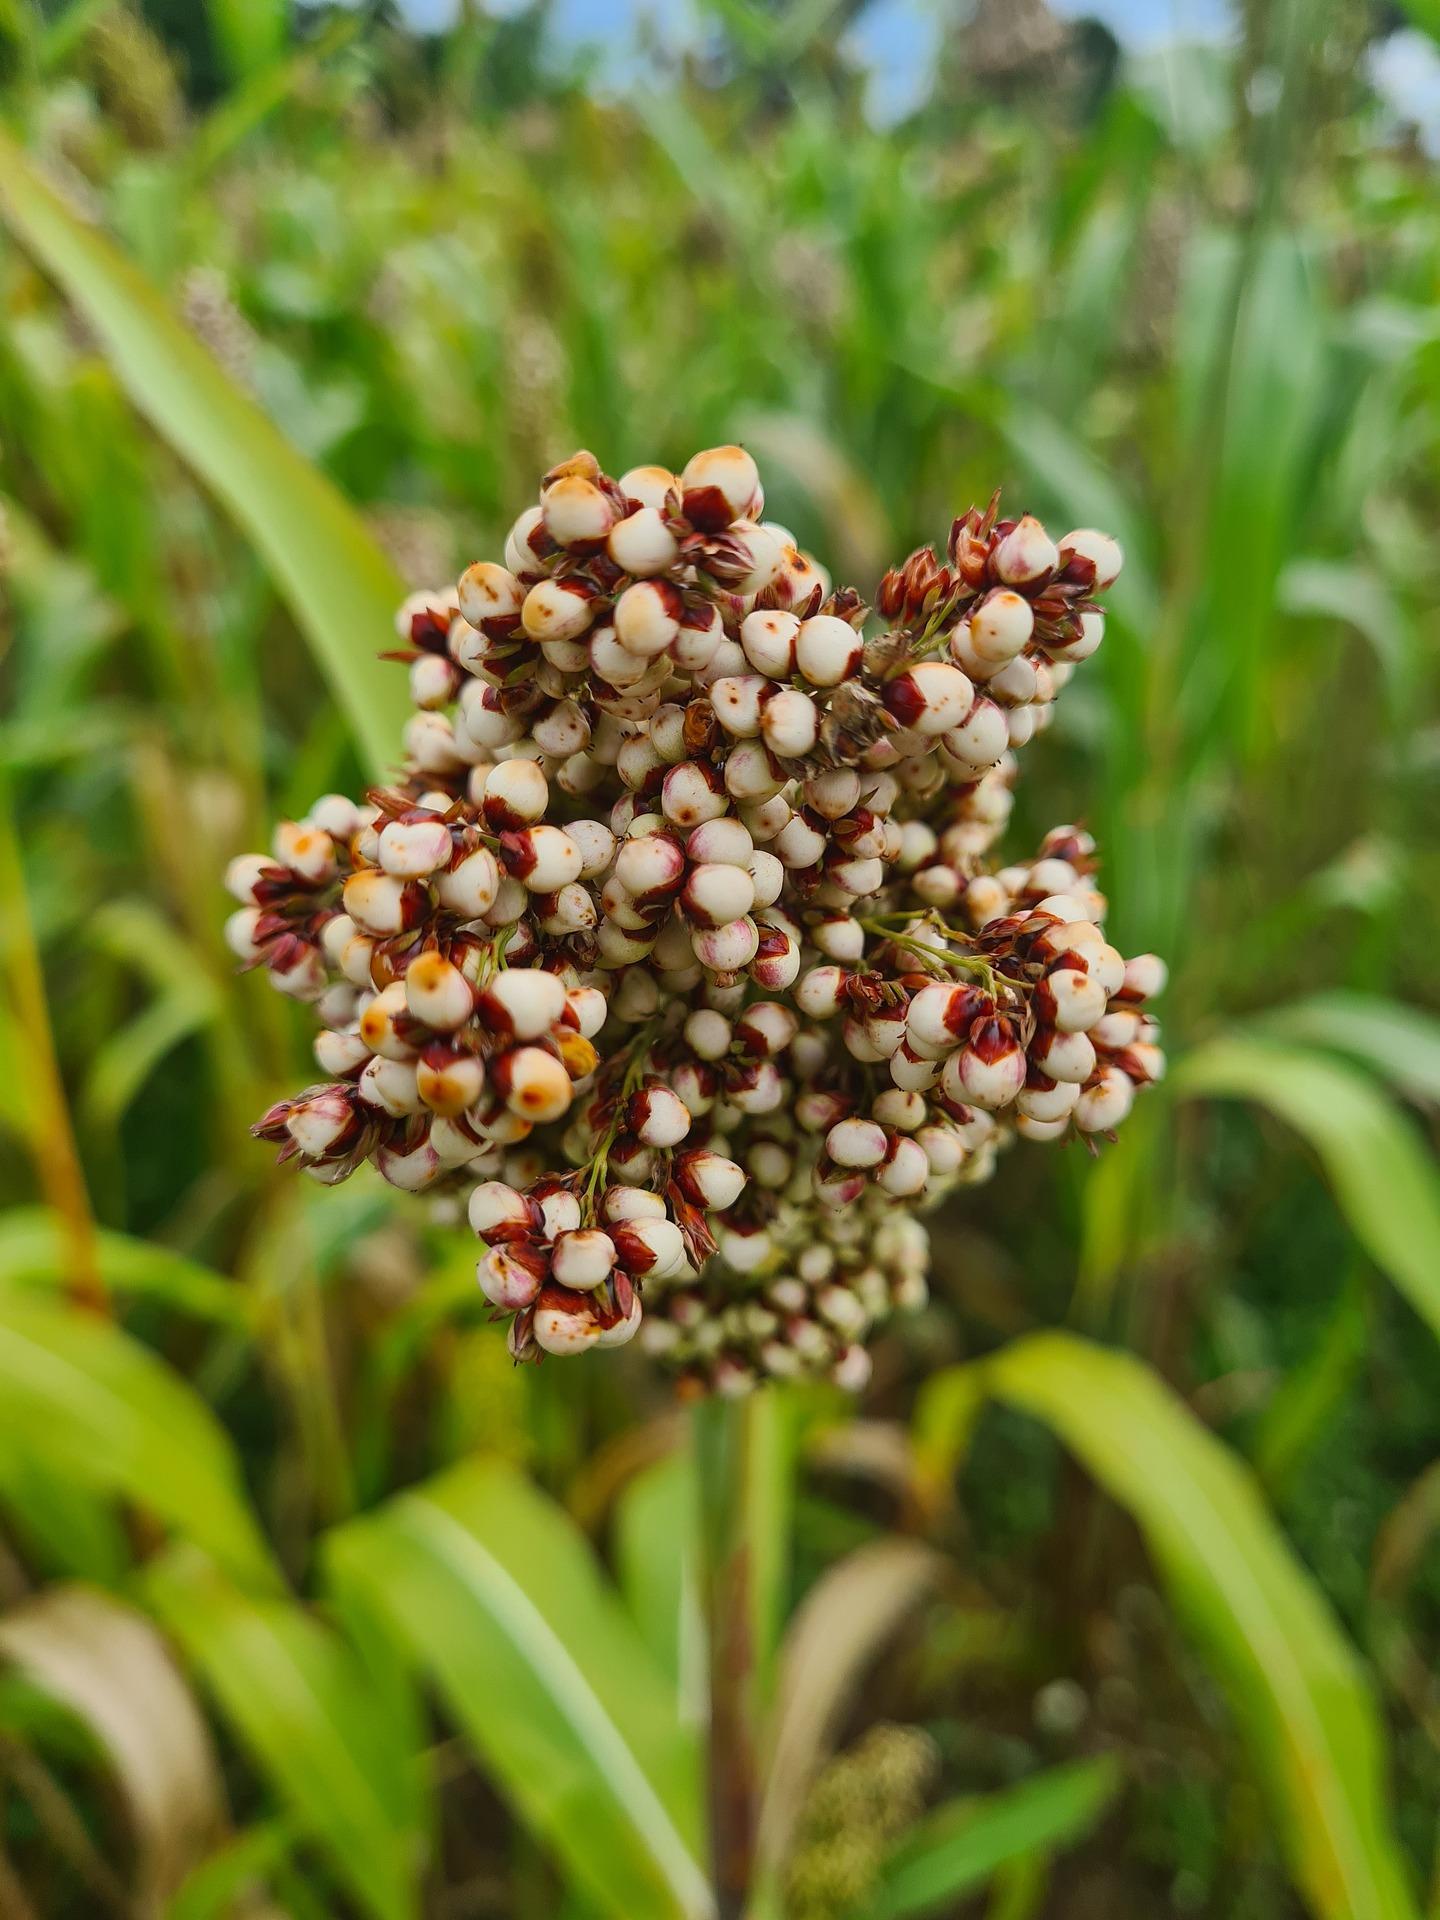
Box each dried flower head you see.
[231,445,1164,1392]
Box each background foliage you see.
[1,1,1439,1915]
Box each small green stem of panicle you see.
[579,1013,664,1220]
[860,915,1001,998]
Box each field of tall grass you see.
[1,3,1439,1916]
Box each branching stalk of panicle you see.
[229,445,1164,1394]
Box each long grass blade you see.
[146,1548,422,1920]
[0,1294,276,1588]
[1174,1038,1440,1345]
[0,136,404,775]
[1253,996,1440,1108]
[0,1208,250,1327]
[614,1450,704,1717]
[979,1334,1419,1920]
[325,1457,712,1920]
[861,1757,1120,1920]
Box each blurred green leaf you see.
[147,1549,421,1920]
[693,0,849,63]
[166,1820,296,1920]
[1393,1,1440,41]
[326,1457,712,1920]
[0,1208,250,1327]
[1372,1458,1440,1606]
[37,0,119,71]
[614,1449,703,1718]
[190,13,361,178]
[82,985,218,1132]
[78,900,226,1141]
[985,1850,1050,1920]
[0,988,28,1145]
[738,412,890,584]
[0,499,125,724]
[911,1365,989,1505]
[1252,1270,1370,1496]
[206,0,287,81]
[0,135,404,776]
[1001,405,1158,627]
[1129,41,1233,149]
[860,1757,1120,1920]
[0,1454,130,1584]
[1254,996,1440,1109]
[0,1294,275,1585]
[1279,562,1415,699]
[1175,1039,1440,1345]
[738,1387,801,1717]
[979,1334,1419,1920]
[632,87,753,236]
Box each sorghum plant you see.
[232,446,1164,1393]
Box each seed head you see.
[232,447,1161,1389]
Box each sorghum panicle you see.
[231,445,1165,1393]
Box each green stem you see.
[694,1393,761,1920]
[859,918,1002,996]
[580,1014,663,1220]
[0,768,105,1315]
[692,1390,795,1920]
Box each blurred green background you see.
[1,1,1440,1916]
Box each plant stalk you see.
[0,769,105,1314]
[692,1389,792,1920]
[694,1392,760,1919]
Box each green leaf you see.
[736,412,890,585]
[189,13,361,179]
[207,0,288,81]
[0,1453,130,1584]
[1278,563,1416,700]
[0,976,28,1146]
[911,1364,990,1506]
[1394,0,1440,42]
[0,1295,275,1587]
[0,135,404,777]
[1253,995,1440,1108]
[325,1456,712,1920]
[978,1334,1419,1920]
[1174,1038,1440,1345]
[613,1450,703,1717]
[166,1820,296,1920]
[82,989,213,1131]
[999,404,1159,629]
[38,0,120,72]
[0,1207,250,1327]
[1252,1269,1370,1496]
[80,899,222,1133]
[861,1757,1120,1920]
[743,1390,799,1717]
[1372,1458,1440,1605]
[146,1549,421,1920]
[985,1850,1049,1920]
